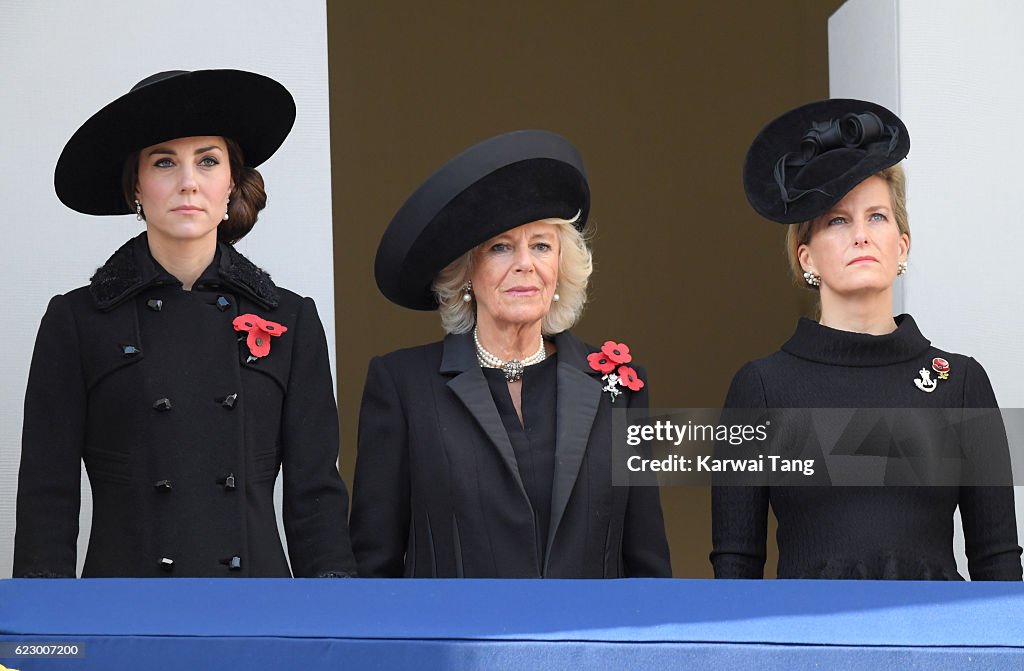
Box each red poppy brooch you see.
[233,314,288,361]
[587,340,644,402]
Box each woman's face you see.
[799,175,908,298]
[470,221,560,332]
[135,135,233,247]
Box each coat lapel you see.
[544,331,603,571]
[441,333,529,502]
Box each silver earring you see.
[223,198,230,221]
[552,292,560,302]
[462,280,473,303]
[803,270,821,287]
[135,199,143,221]
[897,261,908,276]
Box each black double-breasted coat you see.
[350,331,671,578]
[14,233,356,578]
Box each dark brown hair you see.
[121,137,268,244]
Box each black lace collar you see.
[89,232,279,311]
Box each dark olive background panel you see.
[328,0,846,578]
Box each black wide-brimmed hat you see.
[375,130,590,310]
[743,98,909,224]
[55,69,296,215]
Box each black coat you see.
[711,315,1022,580]
[14,233,356,578]
[350,330,671,578]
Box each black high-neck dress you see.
[711,315,1022,580]
[483,355,558,559]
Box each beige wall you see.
[328,0,844,577]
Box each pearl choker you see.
[474,327,546,382]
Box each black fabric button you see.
[152,398,172,412]
[121,345,141,357]
[154,479,173,490]
[146,299,163,311]
[218,473,237,490]
[216,296,231,311]
[221,556,242,571]
[159,557,174,572]
[219,393,238,409]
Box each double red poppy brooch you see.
[587,340,644,402]
[233,314,288,362]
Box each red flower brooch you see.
[233,314,288,359]
[587,340,644,402]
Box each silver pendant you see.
[502,359,525,382]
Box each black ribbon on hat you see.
[773,111,901,213]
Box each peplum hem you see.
[785,554,964,581]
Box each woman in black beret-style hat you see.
[711,99,1021,580]
[15,70,357,578]
[350,130,671,578]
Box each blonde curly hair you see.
[432,217,593,335]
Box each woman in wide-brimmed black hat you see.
[14,70,357,578]
[349,130,671,578]
[711,99,1021,580]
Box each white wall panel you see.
[830,0,1024,578]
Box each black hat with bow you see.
[743,98,910,224]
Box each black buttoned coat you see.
[14,233,356,578]
[350,331,671,578]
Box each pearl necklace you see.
[474,327,546,382]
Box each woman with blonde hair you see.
[711,99,1021,580]
[351,130,671,578]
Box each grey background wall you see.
[329,0,847,578]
